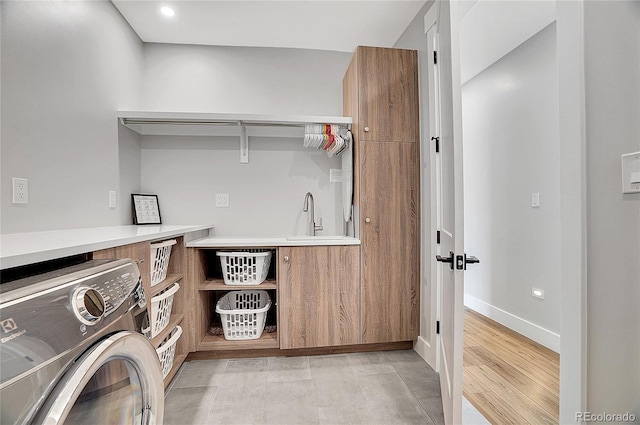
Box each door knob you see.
[364,126,370,132]
[436,251,455,270]
[283,256,290,263]
[365,217,371,223]
[464,254,480,270]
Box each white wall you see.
[462,23,561,350]
[1,0,143,234]
[584,0,640,417]
[142,44,349,116]
[459,0,555,84]
[139,44,352,236]
[141,136,341,236]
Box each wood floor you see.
[464,309,559,424]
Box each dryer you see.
[0,258,164,425]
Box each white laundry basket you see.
[216,250,272,285]
[156,325,182,379]
[215,290,271,340]
[149,282,180,338]
[150,239,177,287]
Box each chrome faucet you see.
[303,192,323,236]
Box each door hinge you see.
[436,320,440,334]
[434,51,438,64]
[431,136,440,153]
[436,230,441,244]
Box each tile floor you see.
[164,350,445,425]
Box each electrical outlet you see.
[12,178,28,204]
[215,193,229,208]
[109,191,117,209]
[330,168,343,183]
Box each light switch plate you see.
[109,191,117,208]
[531,192,540,208]
[621,151,640,194]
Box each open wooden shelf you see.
[150,273,183,297]
[199,278,277,291]
[163,353,187,387]
[151,313,185,348]
[198,331,279,351]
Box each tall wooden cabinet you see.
[344,46,420,344]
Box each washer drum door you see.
[34,332,164,425]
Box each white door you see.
[430,1,468,424]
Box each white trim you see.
[464,294,560,353]
[556,0,587,421]
[413,336,434,364]
[424,1,439,34]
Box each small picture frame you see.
[131,194,162,225]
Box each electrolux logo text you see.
[0,318,27,343]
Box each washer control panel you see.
[72,287,105,325]
[71,265,141,325]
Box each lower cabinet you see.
[278,245,361,349]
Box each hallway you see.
[464,309,560,424]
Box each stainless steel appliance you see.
[0,258,164,425]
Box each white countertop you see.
[187,235,360,248]
[0,225,213,269]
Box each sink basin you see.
[285,235,352,241]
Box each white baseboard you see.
[413,335,438,371]
[464,294,560,353]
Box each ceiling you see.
[111,1,427,52]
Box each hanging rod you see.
[120,118,349,129]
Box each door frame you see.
[419,0,588,423]
[415,3,442,371]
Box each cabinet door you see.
[278,246,360,349]
[360,141,419,343]
[357,46,418,143]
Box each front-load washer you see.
[0,258,164,425]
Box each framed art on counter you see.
[132,194,162,225]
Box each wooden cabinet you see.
[278,246,360,349]
[344,46,420,344]
[344,46,418,143]
[360,141,419,343]
[189,248,279,352]
[94,236,189,387]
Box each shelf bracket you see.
[238,122,249,163]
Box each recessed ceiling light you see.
[160,6,175,17]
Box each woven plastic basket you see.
[215,290,271,340]
[150,239,177,287]
[156,325,183,378]
[216,250,272,285]
[149,282,180,338]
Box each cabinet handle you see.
[364,126,370,132]
[365,217,371,223]
[283,256,290,263]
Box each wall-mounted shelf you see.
[118,111,352,163]
[118,111,351,136]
